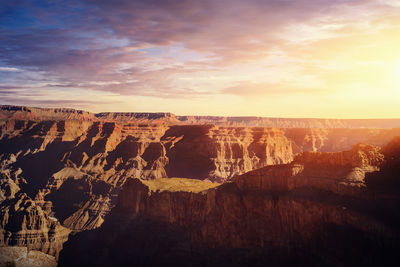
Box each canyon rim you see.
[1,0,400,266]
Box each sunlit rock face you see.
[0,193,70,257]
[58,141,400,266]
[1,105,400,265]
[284,128,400,153]
[0,247,57,267]
[163,125,293,181]
[0,118,294,250]
[3,105,400,128]
[116,143,389,242]
[235,143,384,197]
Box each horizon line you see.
[2,104,400,121]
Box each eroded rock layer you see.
[0,247,57,267]
[0,118,295,252]
[2,105,400,263]
[59,142,400,266]
[0,193,70,257]
[3,105,400,128]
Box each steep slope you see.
[3,105,400,128]
[2,106,400,264]
[0,247,57,267]
[0,120,294,237]
[1,117,399,240]
[0,193,70,257]
[235,143,384,197]
[284,128,400,152]
[58,142,400,266]
[0,105,94,121]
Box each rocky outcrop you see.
[0,193,70,257]
[0,120,294,185]
[0,247,57,267]
[0,115,398,237]
[235,143,384,197]
[2,105,400,264]
[3,105,400,128]
[284,128,400,153]
[58,142,400,266]
[0,105,94,121]
[365,136,400,205]
[178,115,400,128]
[0,119,294,239]
[163,126,293,180]
[115,143,392,249]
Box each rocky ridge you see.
[0,119,294,255]
[58,139,400,266]
[0,246,57,267]
[3,105,400,128]
[1,105,400,264]
[0,193,70,257]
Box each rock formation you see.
[0,247,57,267]
[235,143,384,197]
[0,193,70,257]
[0,118,294,254]
[58,140,400,266]
[2,105,400,265]
[3,105,400,128]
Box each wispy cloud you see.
[222,81,321,97]
[0,0,399,117]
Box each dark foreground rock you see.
[58,142,400,266]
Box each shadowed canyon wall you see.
[3,105,400,128]
[1,105,400,265]
[58,143,400,266]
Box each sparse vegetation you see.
[141,178,220,193]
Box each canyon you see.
[58,141,400,266]
[0,105,400,266]
[3,105,400,128]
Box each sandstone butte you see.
[0,105,400,266]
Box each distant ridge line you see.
[1,105,400,129]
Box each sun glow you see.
[397,60,400,78]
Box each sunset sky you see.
[1,0,400,118]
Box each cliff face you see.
[0,105,94,121]
[2,105,400,264]
[0,193,70,257]
[163,126,293,180]
[236,143,384,197]
[0,119,294,239]
[0,247,57,267]
[58,142,400,266]
[3,105,400,128]
[284,128,400,153]
[116,143,390,247]
[1,117,398,237]
[0,120,293,184]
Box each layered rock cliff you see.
[2,105,400,264]
[235,143,384,197]
[0,247,57,267]
[0,119,294,241]
[284,127,400,153]
[58,140,400,266]
[3,105,400,128]
[0,193,70,257]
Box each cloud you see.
[0,0,399,110]
[222,81,320,97]
[0,67,20,72]
[0,98,107,106]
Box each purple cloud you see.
[0,0,399,107]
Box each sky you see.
[0,0,400,118]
